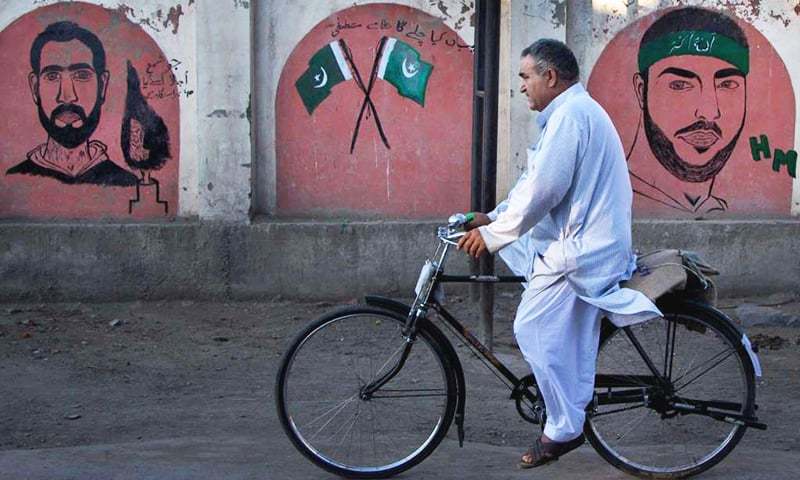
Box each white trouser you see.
[513,277,601,442]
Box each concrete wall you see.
[1,220,797,302]
[1,1,798,303]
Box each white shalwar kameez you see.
[478,84,661,442]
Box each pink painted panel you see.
[0,2,180,220]
[588,7,795,218]
[276,3,473,219]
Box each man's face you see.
[636,55,746,181]
[28,39,108,149]
[519,54,552,112]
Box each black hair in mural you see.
[121,60,170,173]
[30,21,106,74]
[122,60,170,214]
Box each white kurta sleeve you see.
[478,115,581,253]
[487,170,528,221]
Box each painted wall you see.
[504,0,800,218]
[588,4,795,217]
[255,0,475,218]
[5,1,797,222]
[0,2,182,219]
[0,0,252,222]
[274,3,473,218]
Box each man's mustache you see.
[675,120,722,137]
[50,104,88,124]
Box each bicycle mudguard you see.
[363,295,468,447]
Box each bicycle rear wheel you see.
[275,305,457,479]
[585,299,756,479]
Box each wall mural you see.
[276,3,473,219]
[0,3,180,219]
[295,36,433,153]
[588,6,795,217]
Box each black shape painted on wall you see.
[121,60,170,173]
[121,60,170,214]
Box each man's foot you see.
[518,434,585,469]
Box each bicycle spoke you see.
[369,341,407,384]
[614,408,654,442]
[673,350,735,393]
[327,402,360,444]
[671,345,730,384]
[307,396,358,440]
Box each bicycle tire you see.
[275,305,457,479]
[585,298,756,479]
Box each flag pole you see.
[342,37,390,154]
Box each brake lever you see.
[442,230,466,246]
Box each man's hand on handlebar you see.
[457,229,487,258]
[457,212,490,259]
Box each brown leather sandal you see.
[518,434,585,469]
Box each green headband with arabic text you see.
[638,30,749,75]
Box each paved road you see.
[1,299,798,479]
[0,434,796,479]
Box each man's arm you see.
[457,164,533,258]
[477,114,582,254]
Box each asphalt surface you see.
[1,296,798,479]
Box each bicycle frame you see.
[363,223,766,431]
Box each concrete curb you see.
[1,220,798,302]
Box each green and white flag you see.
[377,38,433,107]
[295,40,352,115]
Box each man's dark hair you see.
[639,7,747,81]
[521,39,579,83]
[30,21,106,74]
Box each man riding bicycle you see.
[457,39,661,468]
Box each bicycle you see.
[275,214,766,479]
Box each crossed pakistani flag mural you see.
[295,37,434,153]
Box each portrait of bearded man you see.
[6,21,137,186]
[628,7,749,214]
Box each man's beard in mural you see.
[642,98,742,184]
[37,96,103,150]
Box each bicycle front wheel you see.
[275,306,457,479]
[585,299,756,479]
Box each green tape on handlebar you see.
[465,212,475,223]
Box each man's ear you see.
[28,72,40,105]
[547,68,559,89]
[99,70,110,103]
[633,72,645,110]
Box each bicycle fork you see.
[359,335,416,400]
